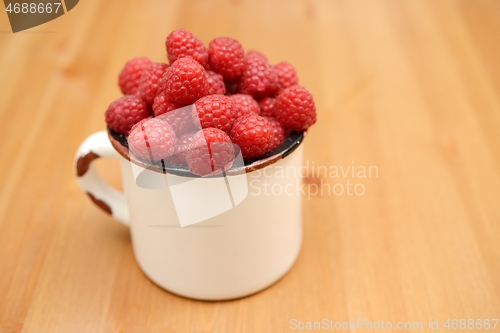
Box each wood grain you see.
[1,0,499,332]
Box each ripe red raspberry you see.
[163,57,209,105]
[152,92,182,117]
[230,114,273,159]
[137,62,168,106]
[157,105,197,137]
[265,117,286,150]
[246,50,267,61]
[118,57,151,95]
[167,133,195,164]
[208,37,245,80]
[193,95,237,134]
[128,117,177,162]
[230,94,260,118]
[237,55,278,97]
[185,128,235,176]
[166,29,208,67]
[105,95,150,135]
[258,97,277,117]
[275,85,316,130]
[274,61,298,92]
[205,70,226,95]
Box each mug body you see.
[119,146,304,300]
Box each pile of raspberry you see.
[105,29,316,176]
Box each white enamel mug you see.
[74,129,304,300]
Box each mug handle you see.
[74,130,130,226]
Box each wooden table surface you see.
[1,0,500,332]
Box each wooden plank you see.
[0,0,498,332]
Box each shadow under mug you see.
[74,128,305,300]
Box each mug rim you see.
[107,127,306,177]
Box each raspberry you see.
[193,94,237,134]
[275,85,316,130]
[230,114,273,159]
[105,95,150,135]
[185,128,235,176]
[274,61,298,92]
[118,57,151,95]
[163,57,208,105]
[265,117,286,150]
[167,133,195,164]
[157,105,197,137]
[128,117,177,162]
[205,70,226,95]
[258,97,277,117]
[237,55,278,97]
[246,50,267,61]
[230,94,260,118]
[166,29,208,67]
[137,62,168,106]
[208,37,245,80]
[152,92,182,117]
